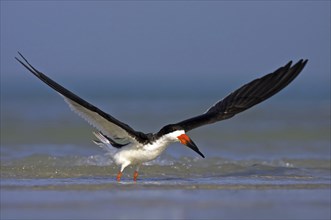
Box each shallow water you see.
[1,99,330,219]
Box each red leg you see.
[116,171,122,182]
[133,171,139,182]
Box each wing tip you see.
[15,51,42,78]
[293,59,309,67]
[302,59,309,66]
[286,59,308,69]
[15,51,27,64]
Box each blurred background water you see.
[1,1,330,219]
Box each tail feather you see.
[93,131,115,152]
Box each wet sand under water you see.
[1,170,330,220]
[1,180,330,220]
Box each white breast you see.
[113,130,185,166]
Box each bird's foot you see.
[133,171,139,182]
[116,171,122,182]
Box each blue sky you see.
[1,1,330,100]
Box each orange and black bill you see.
[177,134,205,158]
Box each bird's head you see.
[158,125,205,158]
[177,133,205,158]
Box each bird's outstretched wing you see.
[167,59,308,132]
[15,52,150,146]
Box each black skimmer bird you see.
[15,52,308,181]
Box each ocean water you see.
[1,97,330,219]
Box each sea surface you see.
[1,97,330,219]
